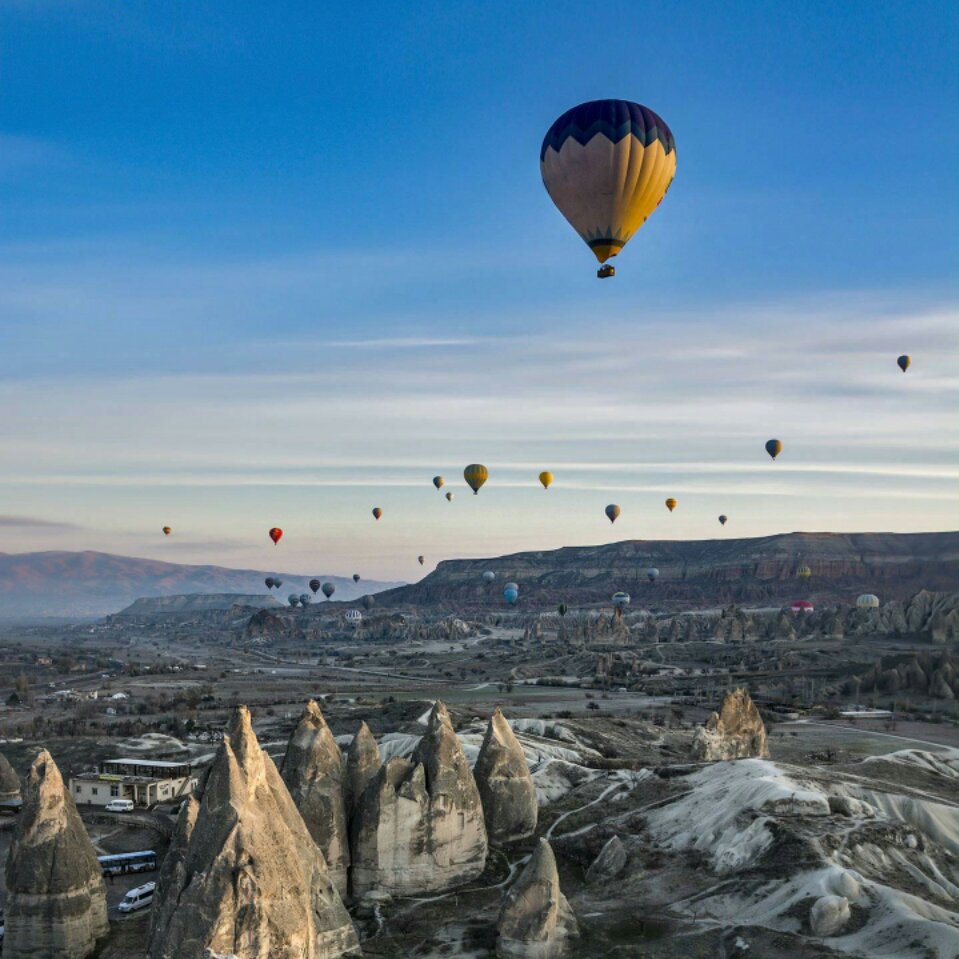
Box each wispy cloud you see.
[0,515,79,529]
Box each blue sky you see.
[0,1,957,579]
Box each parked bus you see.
[97,850,157,876]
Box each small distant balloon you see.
[265,577,275,589]
[372,507,383,521]
[796,565,812,579]
[353,573,361,583]
[857,593,880,609]
[288,594,300,607]
[321,582,335,599]
[361,594,375,610]
[557,602,568,617]
[162,526,171,536]
[605,504,621,524]
[538,471,553,490]
[446,491,455,502]
[269,527,283,545]
[503,584,519,605]
[765,439,783,461]
[718,515,728,526]
[665,498,677,513]
[646,567,659,583]
[464,463,489,495]
[482,570,496,584]
[274,579,282,588]
[299,593,311,606]
[309,578,321,594]
[433,475,445,490]
[612,591,631,609]
[418,555,425,566]
[897,355,911,373]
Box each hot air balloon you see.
[464,464,488,495]
[372,507,382,520]
[353,573,361,583]
[612,591,631,609]
[665,498,677,512]
[269,527,283,545]
[541,99,677,278]
[605,504,621,524]
[857,593,880,609]
[790,600,814,614]
[162,526,171,536]
[796,565,812,579]
[765,439,782,461]
[646,567,659,583]
[362,594,375,610]
[897,355,911,373]
[718,515,728,526]
[288,594,300,607]
[309,578,321,594]
[321,582,335,599]
[433,475,445,490]
[558,603,568,617]
[265,577,275,589]
[483,570,496,584]
[503,584,519,605]
[299,593,311,606]
[274,579,283,589]
[418,555,425,566]
[538,471,553,490]
[446,491,455,502]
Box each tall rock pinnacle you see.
[691,687,770,761]
[345,720,382,817]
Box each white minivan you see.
[118,881,155,914]
[105,799,135,813]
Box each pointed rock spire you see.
[281,700,350,896]
[148,705,359,959]
[496,839,578,958]
[691,687,769,761]
[3,750,109,959]
[474,708,537,844]
[345,720,381,816]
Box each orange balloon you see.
[269,527,283,545]
[161,526,171,536]
[665,498,677,512]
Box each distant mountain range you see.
[374,531,959,611]
[0,551,403,621]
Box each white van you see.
[118,881,155,914]
[105,799,135,813]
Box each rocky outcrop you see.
[496,839,578,958]
[0,749,21,805]
[280,700,350,897]
[585,835,627,884]
[148,705,359,959]
[3,750,109,959]
[474,708,538,844]
[810,895,851,937]
[691,688,769,761]
[849,651,958,701]
[345,721,381,816]
[351,701,487,895]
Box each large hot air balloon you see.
[433,475,445,490]
[541,99,677,278]
[483,570,496,584]
[538,471,553,490]
[718,515,728,526]
[446,491,455,502]
[796,565,812,580]
[321,582,335,599]
[464,464,488,495]
[605,504,621,524]
[612,591,631,609]
[558,602,568,617]
[857,593,880,609]
[897,355,911,373]
[309,578,321,594]
[665,498,677,512]
[503,584,519,605]
[299,593,311,606]
[765,440,783,461]
[162,526,171,536]
[265,577,275,589]
[353,573,361,583]
[417,555,425,566]
[646,567,659,583]
[372,507,383,521]
[269,527,283,545]
[288,594,300,607]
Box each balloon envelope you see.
[265,577,275,589]
[665,498,677,512]
[433,475,445,489]
[765,439,783,460]
[646,567,659,583]
[897,354,911,372]
[464,463,488,494]
[269,527,283,545]
[353,573,361,583]
[418,555,425,565]
[372,507,382,520]
[612,591,631,608]
[288,594,299,607]
[361,594,375,610]
[538,471,553,490]
[309,578,320,594]
[857,593,880,608]
[446,491,455,502]
[321,582,335,598]
[482,570,496,583]
[558,603,568,617]
[605,504,621,524]
[719,515,728,526]
[162,526,171,535]
[503,586,519,605]
[541,100,677,267]
[299,593,311,605]
[797,565,812,579]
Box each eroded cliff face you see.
[474,708,538,844]
[496,839,578,958]
[3,750,109,959]
[691,688,770,762]
[351,701,487,896]
[280,700,350,896]
[0,749,21,804]
[148,706,359,959]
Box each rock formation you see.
[3,750,109,959]
[691,687,769,761]
[351,700,487,895]
[0,748,21,805]
[585,835,627,883]
[474,708,538,844]
[849,651,959,701]
[496,838,578,958]
[810,895,851,937]
[345,720,381,816]
[280,700,350,896]
[148,705,359,959]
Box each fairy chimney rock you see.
[691,687,770,761]
[345,720,381,816]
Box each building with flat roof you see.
[70,757,197,808]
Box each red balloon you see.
[269,527,283,545]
